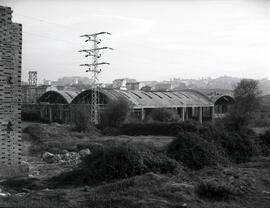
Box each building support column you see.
[141,108,145,121]
[59,105,63,121]
[182,107,185,122]
[199,107,202,124]
[211,106,215,124]
[49,106,53,122]
[39,105,43,120]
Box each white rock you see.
[79,148,91,157]
[42,152,56,163]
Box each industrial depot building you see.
[23,88,235,124]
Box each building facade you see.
[0,6,28,177]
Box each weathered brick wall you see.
[0,6,28,178]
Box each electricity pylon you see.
[79,32,113,125]
[28,71,37,103]
[28,71,37,86]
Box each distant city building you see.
[113,79,127,90]
[51,76,93,86]
[153,83,172,91]
[102,83,114,89]
[126,82,145,90]
[172,83,187,90]
[43,79,51,85]
[141,85,153,91]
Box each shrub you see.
[119,120,206,136]
[146,108,180,122]
[22,112,44,122]
[178,120,202,132]
[1,178,40,192]
[196,178,246,200]
[52,143,181,187]
[167,132,226,170]
[120,122,182,136]
[100,98,129,128]
[101,127,121,136]
[261,131,270,147]
[257,131,270,156]
[72,108,89,132]
[218,131,255,163]
[222,112,250,131]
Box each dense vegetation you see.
[35,79,269,190]
[52,143,181,186]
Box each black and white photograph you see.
[0,0,270,207]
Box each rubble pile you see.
[42,149,91,165]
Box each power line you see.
[22,31,78,45]
[14,12,77,32]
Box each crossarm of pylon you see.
[80,32,111,37]
[89,47,113,51]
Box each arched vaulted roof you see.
[38,90,79,104]
[212,95,235,105]
[72,88,214,109]
[195,89,235,105]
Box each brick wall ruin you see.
[0,6,28,178]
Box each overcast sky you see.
[1,0,270,83]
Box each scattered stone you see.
[42,152,56,163]
[79,148,91,157]
[42,151,82,165]
[0,188,10,197]
[262,190,270,195]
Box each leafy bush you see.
[119,120,207,136]
[167,132,226,170]
[52,143,181,187]
[146,108,180,122]
[222,112,250,131]
[218,131,255,163]
[257,131,270,156]
[196,178,246,200]
[22,112,44,122]
[101,127,121,136]
[261,131,270,147]
[120,122,182,136]
[72,108,90,132]
[100,98,130,128]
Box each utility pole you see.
[79,32,113,125]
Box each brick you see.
[0,6,27,178]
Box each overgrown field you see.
[0,121,270,208]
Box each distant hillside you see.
[52,76,94,86]
[206,76,241,90]
[259,79,270,95]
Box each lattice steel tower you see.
[28,71,37,86]
[79,32,113,125]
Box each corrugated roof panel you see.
[71,88,214,108]
[38,90,79,104]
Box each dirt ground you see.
[0,122,270,208]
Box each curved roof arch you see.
[213,95,235,105]
[38,90,79,104]
[71,88,126,104]
[72,88,214,108]
[195,88,234,105]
